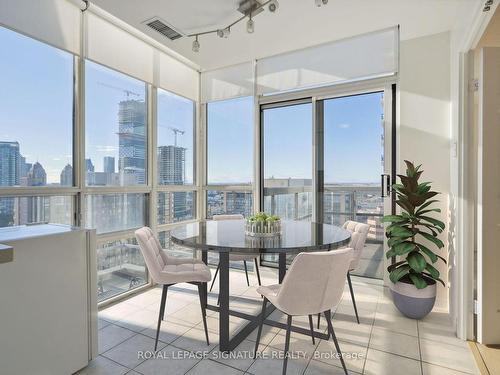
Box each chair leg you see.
[308,315,315,345]
[155,284,169,351]
[324,310,348,375]
[282,315,293,375]
[243,260,250,286]
[209,264,219,292]
[253,297,268,357]
[347,272,360,324]
[197,283,210,346]
[317,313,321,329]
[254,258,262,286]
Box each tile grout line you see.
[361,296,378,375]
[416,319,423,375]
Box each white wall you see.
[399,32,451,311]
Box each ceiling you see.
[90,0,479,71]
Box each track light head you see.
[268,0,279,13]
[217,27,231,38]
[315,0,328,6]
[192,36,200,52]
[246,17,255,33]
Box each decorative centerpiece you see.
[245,212,281,237]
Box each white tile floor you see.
[79,266,480,375]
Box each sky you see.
[0,26,384,187]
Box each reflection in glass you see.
[158,231,194,258]
[0,196,73,227]
[97,237,147,302]
[157,89,194,185]
[206,190,253,218]
[85,61,147,186]
[85,193,146,234]
[0,27,74,187]
[157,191,195,224]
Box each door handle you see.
[381,174,391,198]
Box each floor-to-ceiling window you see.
[322,92,385,279]
[156,88,197,258]
[206,96,254,218]
[85,61,149,301]
[262,101,313,220]
[0,26,75,228]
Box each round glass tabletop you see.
[170,220,351,254]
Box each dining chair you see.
[253,248,353,375]
[135,227,212,350]
[317,220,370,328]
[209,214,262,293]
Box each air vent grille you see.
[145,18,183,40]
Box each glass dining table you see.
[170,219,351,352]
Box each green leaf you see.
[389,226,414,238]
[386,248,397,258]
[393,242,417,256]
[409,273,428,289]
[387,260,407,272]
[417,244,438,263]
[420,216,445,230]
[389,265,410,283]
[382,215,407,223]
[415,199,440,214]
[415,208,441,216]
[396,198,414,214]
[388,237,406,248]
[425,263,440,279]
[407,252,427,272]
[419,231,444,249]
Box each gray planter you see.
[389,280,436,319]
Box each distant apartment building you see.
[60,164,73,186]
[0,141,20,186]
[103,156,115,174]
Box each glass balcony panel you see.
[206,190,253,219]
[0,196,73,227]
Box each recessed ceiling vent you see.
[144,17,183,40]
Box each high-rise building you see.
[60,164,73,186]
[157,144,188,222]
[103,156,115,174]
[85,158,95,172]
[157,145,186,185]
[19,156,31,179]
[26,162,47,186]
[118,99,146,184]
[0,141,20,186]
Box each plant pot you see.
[389,279,436,319]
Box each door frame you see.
[256,77,398,282]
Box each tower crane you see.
[98,82,140,98]
[168,127,185,147]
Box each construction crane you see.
[98,82,140,98]
[169,127,185,147]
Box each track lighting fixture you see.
[192,36,200,52]
[188,0,327,52]
[268,0,279,13]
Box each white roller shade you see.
[201,62,254,103]
[158,51,199,101]
[0,0,82,55]
[86,13,155,84]
[257,27,399,95]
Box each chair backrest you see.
[135,227,168,284]
[275,248,353,316]
[212,214,244,221]
[342,220,370,270]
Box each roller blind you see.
[158,51,199,101]
[86,13,156,84]
[201,62,254,103]
[0,0,82,55]
[256,27,399,95]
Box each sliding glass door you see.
[260,88,394,279]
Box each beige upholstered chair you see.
[318,220,370,328]
[209,214,262,295]
[135,227,211,350]
[254,248,353,375]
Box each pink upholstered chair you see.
[135,227,212,350]
[318,220,370,327]
[254,248,353,375]
[209,214,262,294]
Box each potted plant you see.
[382,161,446,319]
